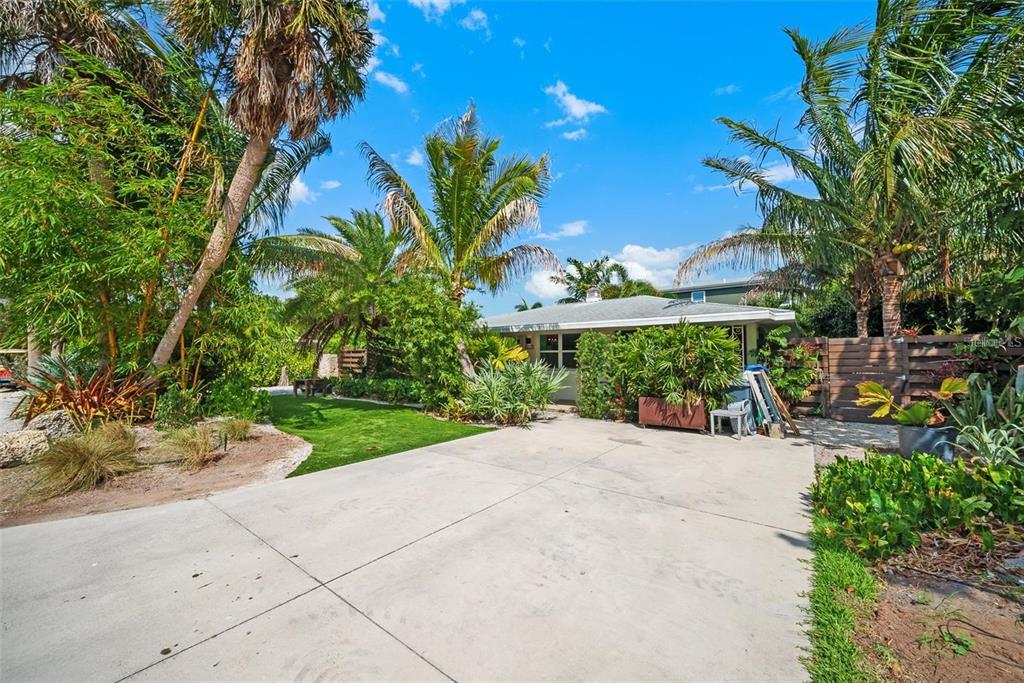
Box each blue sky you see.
[271,1,872,315]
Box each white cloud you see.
[525,269,568,300]
[405,148,425,166]
[374,70,409,94]
[512,36,526,47]
[543,80,607,127]
[612,244,700,287]
[320,179,341,190]
[561,128,587,141]
[411,63,425,77]
[543,37,552,52]
[536,220,587,241]
[409,0,465,20]
[460,8,489,37]
[714,84,740,96]
[765,84,799,102]
[363,55,381,75]
[289,176,318,204]
[368,1,386,22]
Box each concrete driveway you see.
[1,416,814,682]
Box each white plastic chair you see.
[710,399,751,437]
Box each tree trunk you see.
[876,253,906,337]
[26,330,41,374]
[852,262,874,337]
[151,134,274,368]
[855,296,870,338]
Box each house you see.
[482,291,796,401]
[662,277,761,305]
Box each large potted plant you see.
[855,378,968,460]
[625,323,742,431]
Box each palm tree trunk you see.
[855,296,870,338]
[876,253,905,337]
[151,134,274,368]
[852,262,874,337]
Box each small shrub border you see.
[332,377,425,405]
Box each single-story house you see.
[482,291,796,402]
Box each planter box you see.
[898,425,956,461]
[638,397,707,431]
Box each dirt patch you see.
[0,424,310,527]
[856,571,1024,682]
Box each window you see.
[690,290,706,303]
[561,333,580,369]
[538,333,580,369]
[539,333,559,368]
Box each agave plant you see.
[951,421,1024,467]
[464,361,567,425]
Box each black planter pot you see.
[898,425,956,461]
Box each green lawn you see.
[270,395,492,476]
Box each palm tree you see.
[361,105,560,304]
[515,298,543,312]
[678,0,1023,337]
[151,0,374,367]
[601,278,660,299]
[553,257,629,303]
[254,210,404,366]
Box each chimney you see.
[585,286,602,303]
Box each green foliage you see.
[575,324,741,419]
[952,422,1024,467]
[204,377,271,421]
[811,453,1024,560]
[463,361,568,425]
[154,383,204,430]
[368,276,479,408]
[757,325,819,406]
[891,401,936,427]
[942,372,1024,439]
[333,377,424,404]
[35,422,140,498]
[855,377,967,426]
[270,395,490,476]
[970,266,1024,335]
[466,331,528,370]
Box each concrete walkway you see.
[0,416,814,682]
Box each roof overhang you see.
[487,308,796,333]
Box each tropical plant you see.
[951,422,1024,467]
[362,105,559,305]
[621,323,742,409]
[552,257,629,303]
[678,1,1024,337]
[468,333,528,370]
[254,210,405,366]
[812,453,1024,559]
[757,326,819,407]
[941,371,1024,435]
[16,356,161,428]
[332,377,424,404]
[855,377,968,426]
[151,0,374,367]
[970,266,1024,336]
[153,381,204,430]
[576,331,631,421]
[515,298,543,311]
[35,422,140,498]
[204,377,271,421]
[463,361,567,425]
[600,278,660,299]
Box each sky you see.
[271,0,873,316]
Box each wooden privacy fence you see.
[789,335,1024,422]
[315,349,367,378]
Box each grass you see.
[805,514,879,682]
[167,425,219,471]
[35,422,140,497]
[270,395,492,476]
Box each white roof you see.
[482,296,795,333]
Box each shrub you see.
[167,426,220,471]
[811,452,1024,559]
[18,355,160,428]
[204,377,271,421]
[757,325,819,407]
[576,331,629,420]
[35,423,140,497]
[222,418,253,441]
[464,361,567,425]
[333,377,424,404]
[154,382,204,430]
